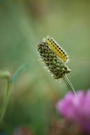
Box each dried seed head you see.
[38,36,71,79]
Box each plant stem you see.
[0,64,28,125]
[63,74,77,97]
[0,79,11,124]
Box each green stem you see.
[63,74,77,97]
[0,65,28,125]
[0,79,11,124]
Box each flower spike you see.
[37,36,76,96]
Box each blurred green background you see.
[0,0,90,134]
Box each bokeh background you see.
[0,0,90,134]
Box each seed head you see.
[38,36,71,79]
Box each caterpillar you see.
[45,36,69,63]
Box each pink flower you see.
[56,90,90,132]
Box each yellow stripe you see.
[46,38,68,62]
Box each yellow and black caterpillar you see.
[45,36,69,63]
